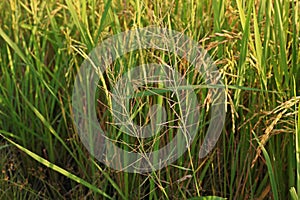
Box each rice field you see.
[0,0,299,199]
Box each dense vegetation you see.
[0,0,299,199]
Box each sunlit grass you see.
[0,0,299,199]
